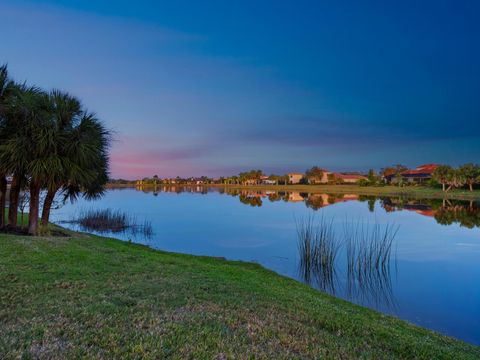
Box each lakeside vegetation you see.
[61,208,154,238]
[1,229,479,359]
[0,64,110,235]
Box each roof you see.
[402,164,439,176]
[288,172,304,176]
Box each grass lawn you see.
[1,230,479,359]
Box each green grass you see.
[1,230,478,359]
[3,208,28,227]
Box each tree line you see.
[433,164,480,192]
[0,64,110,235]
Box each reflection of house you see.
[288,173,304,184]
[306,193,360,210]
[288,192,305,202]
[385,164,439,184]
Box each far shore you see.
[106,183,480,201]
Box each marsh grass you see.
[297,215,340,292]
[65,208,153,239]
[297,216,398,306]
[344,221,398,307]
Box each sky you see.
[1,0,479,179]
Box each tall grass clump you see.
[297,215,340,292]
[297,215,399,307]
[344,221,399,307]
[68,208,153,239]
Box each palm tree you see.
[0,82,46,229]
[433,165,453,192]
[38,90,82,226]
[0,68,110,235]
[0,64,15,227]
[41,111,110,226]
[459,164,480,192]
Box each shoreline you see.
[107,183,480,201]
[1,228,479,358]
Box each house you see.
[287,172,304,184]
[384,164,439,184]
[260,175,276,185]
[401,164,439,183]
[305,169,366,184]
[306,170,331,184]
[332,173,368,184]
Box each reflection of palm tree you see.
[435,203,480,228]
[305,194,324,210]
[239,194,262,207]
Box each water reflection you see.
[129,185,480,228]
[381,198,480,228]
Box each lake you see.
[51,186,480,345]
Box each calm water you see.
[51,186,480,345]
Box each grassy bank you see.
[0,231,478,358]
[110,183,480,201]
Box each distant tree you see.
[18,189,29,226]
[358,179,369,187]
[324,173,335,184]
[305,166,324,184]
[445,168,466,192]
[433,165,453,192]
[459,164,480,192]
[381,164,408,186]
[367,169,379,185]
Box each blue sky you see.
[1,0,479,178]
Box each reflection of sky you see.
[2,1,480,178]
[52,189,480,344]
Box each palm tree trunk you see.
[28,178,41,236]
[442,183,445,192]
[41,186,58,226]
[8,174,21,227]
[469,183,473,192]
[0,173,7,228]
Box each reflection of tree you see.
[305,194,324,211]
[434,204,480,229]
[327,194,339,204]
[239,194,263,207]
[381,197,480,228]
[367,199,375,212]
[268,193,282,202]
